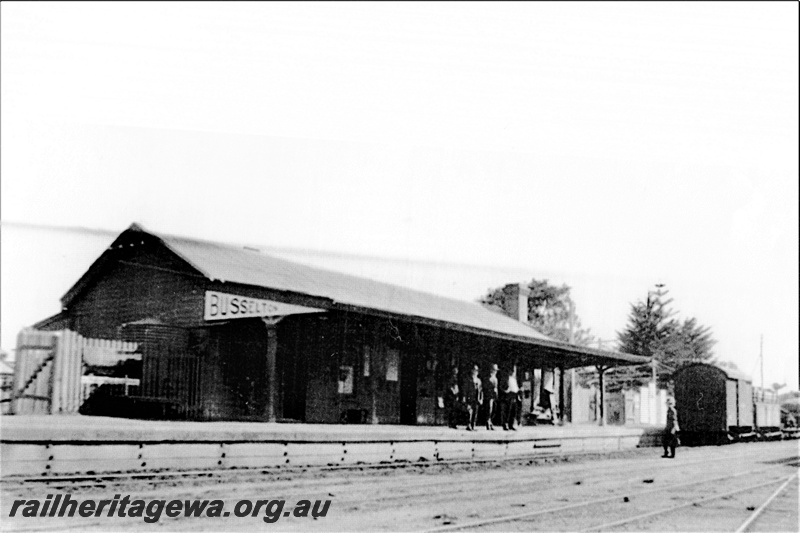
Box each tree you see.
[480,278,595,345]
[615,285,716,389]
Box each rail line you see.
[421,464,792,532]
[734,472,798,533]
[6,446,794,522]
[10,436,788,487]
[6,441,783,492]
[4,444,796,533]
[582,472,798,532]
[315,449,800,518]
[1,447,662,489]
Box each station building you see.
[35,223,647,425]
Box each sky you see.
[1,3,798,389]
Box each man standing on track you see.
[662,397,680,458]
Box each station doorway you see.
[399,354,418,424]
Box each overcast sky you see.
[2,2,798,389]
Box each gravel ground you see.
[2,440,797,532]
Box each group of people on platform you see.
[446,363,529,431]
[447,363,684,460]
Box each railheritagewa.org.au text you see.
[9,494,331,523]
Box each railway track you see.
[3,441,781,491]
[421,464,795,532]
[5,446,794,509]
[582,473,798,532]
[734,473,798,533]
[1,447,660,490]
[3,442,796,532]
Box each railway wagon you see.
[673,363,755,445]
[779,398,800,439]
[753,390,782,440]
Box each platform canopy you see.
[61,223,649,369]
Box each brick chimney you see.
[501,283,531,323]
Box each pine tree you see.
[617,288,677,361]
[615,286,716,389]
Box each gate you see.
[9,330,59,414]
[9,329,139,415]
[10,328,208,420]
[141,344,203,419]
[10,330,85,414]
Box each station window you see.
[385,348,399,381]
[338,365,354,394]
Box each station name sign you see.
[204,291,323,321]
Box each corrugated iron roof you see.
[64,223,649,365]
[158,228,556,342]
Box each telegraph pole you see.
[566,299,576,425]
[760,334,764,401]
[568,299,575,344]
[597,365,606,426]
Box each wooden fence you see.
[10,329,139,415]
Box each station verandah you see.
[29,309,646,426]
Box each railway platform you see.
[0,415,662,477]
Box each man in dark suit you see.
[446,367,460,429]
[483,363,499,430]
[662,397,680,458]
[463,365,483,431]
